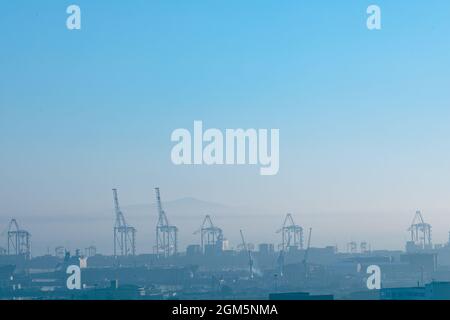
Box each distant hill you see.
[123,197,231,220]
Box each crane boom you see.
[240,230,254,279]
[112,189,120,213]
[112,189,127,227]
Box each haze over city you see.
[2,1,450,255]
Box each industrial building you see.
[2,200,450,300]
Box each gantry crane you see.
[155,188,178,257]
[277,213,304,251]
[194,215,223,253]
[408,210,432,249]
[7,219,31,259]
[113,189,136,257]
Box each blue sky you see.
[1,1,450,253]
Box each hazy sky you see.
[1,1,450,254]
